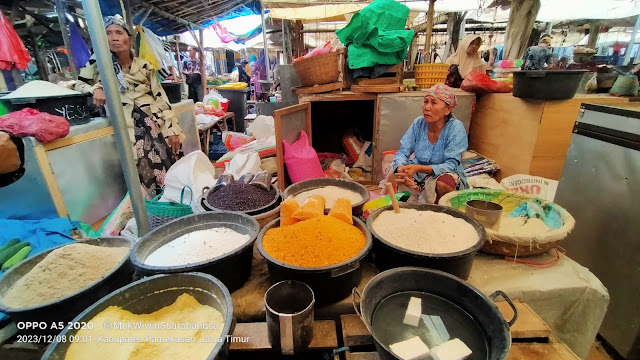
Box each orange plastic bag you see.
[328,198,353,225]
[291,195,326,221]
[280,199,300,227]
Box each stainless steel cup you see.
[265,280,315,355]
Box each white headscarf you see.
[446,35,484,78]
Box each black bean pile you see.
[208,182,277,212]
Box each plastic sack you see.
[223,151,261,179]
[223,131,255,151]
[291,195,326,221]
[328,198,353,224]
[247,115,275,140]
[250,170,272,190]
[445,64,463,88]
[280,199,300,226]
[342,135,363,165]
[160,151,216,212]
[0,108,69,143]
[284,130,325,183]
[500,174,559,202]
[609,74,639,96]
[203,89,226,109]
[353,141,373,171]
[461,72,512,94]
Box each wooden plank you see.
[341,314,373,347]
[529,156,566,180]
[350,84,404,93]
[355,78,399,86]
[42,127,114,151]
[468,93,545,181]
[507,343,581,360]
[33,145,68,218]
[348,353,381,360]
[292,82,343,95]
[229,320,337,351]
[298,92,377,103]
[496,300,551,340]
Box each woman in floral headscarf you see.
[75,15,184,192]
[387,84,469,203]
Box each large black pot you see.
[513,70,588,100]
[0,237,134,335]
[161,82,182,104]
[354,267,517,360]
[130,212,259,292]
[367,203,486,280]
[257,217,372,305]
[282,178,370,216]
[202,184,281,216]
[42,272,235,360]
[0,93,91,125]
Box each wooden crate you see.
[351,64,404,93]
[340,300,581,360]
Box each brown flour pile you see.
[2,243,129,308]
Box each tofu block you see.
[430,315,451,342]
[421,315,444,347]
[403,297,422,327]
[389,336,431,360]
[431,338,472,360]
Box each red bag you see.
[0,108,69,143]
[0,12,32,70]
[461,72,512,94]
[283,130,324,183]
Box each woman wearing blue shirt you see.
[390,84,469,203]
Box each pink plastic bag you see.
[283,130,324,183]
[0,108,69,143]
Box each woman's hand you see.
[93,88,106,107]
[167,135,181,154]
[398,164,428,177]
[394,173,419,190]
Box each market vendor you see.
[75,15,185,192]
[446,35,485,79]
[388,84,468,203]
[522,34,553,70]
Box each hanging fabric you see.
[212,22,238,43]
[68,21,91,70]
[0,12,32,70]
[136,26,171,79]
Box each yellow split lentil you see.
[263,216,366,267]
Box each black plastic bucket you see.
[257,217,372,305]
[282,178,370,216]
[130,212,259,292]
[513,70,588,100]
[367,203,486,280]
[0,93,91,125]
[161,82,182,104]
[42,272,235,360]
[354,267,517,360]
[0,237,134,335]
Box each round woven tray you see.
[439,189,575,257]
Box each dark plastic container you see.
[217,88,249,132]
[257,217,372,305]
[282,178,370,216]
[161,82,182,103]
[130,212,259,292]
[42,272,235,360]
[367,203,486,280]
[0,93,91,125]
[354,267,517,360]
[513,70,588,100]
[0,237,134,335]
[202,184,281,216]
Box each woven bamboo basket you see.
[439,189,575,257]
[293,51,341,87]
[415,63,449,88]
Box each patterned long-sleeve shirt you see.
[392,116,469,188]
[75,57,184,144]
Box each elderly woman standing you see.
[75,16,184,192]
[389,84,468,203]
[446,35,485,79]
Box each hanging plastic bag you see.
[460,72,512,94]
[69,21,90,69]
[0,12,32,70]
[283,130,325,183]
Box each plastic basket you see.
[293,51,340,87]
[145,186,193,230]
[415,63,449,88]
